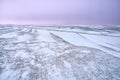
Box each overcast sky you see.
[0,0,120,25]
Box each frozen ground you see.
[0,25,120,80]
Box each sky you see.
[0,0,120,25]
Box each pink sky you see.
[0,0,120,25]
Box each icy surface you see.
[0,25,120,80]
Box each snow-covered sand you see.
[0,25,120,80]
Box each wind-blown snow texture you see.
[0,25,120,80]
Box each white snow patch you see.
[15,50,29,58]
[51,31,99,48]
[36,30,55,42]
[64,61,71,68]
[17,34,32,42]
[81,34,120,52]
[0,32,17,38]
[80,50,91,53]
